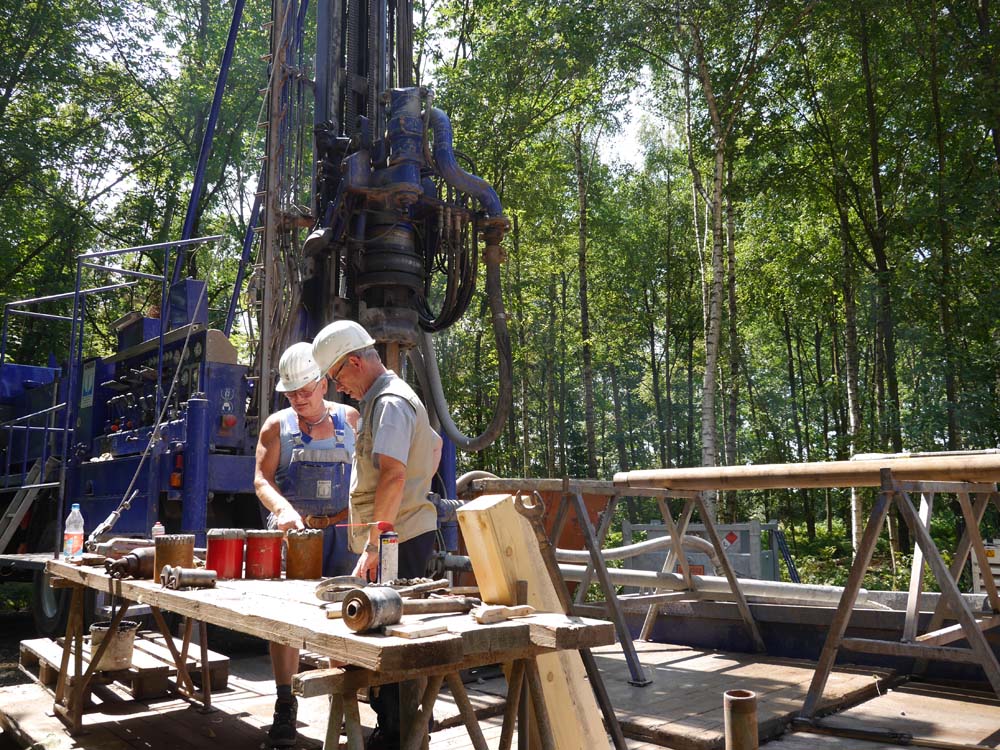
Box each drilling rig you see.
[0,0,512,633]
[247,0,512,449]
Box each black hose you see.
[413,245,512,451]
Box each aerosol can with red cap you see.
[376,521,398,583]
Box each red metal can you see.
[206,528,247,580]
[245,530,284,579]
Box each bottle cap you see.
[71,503,80,511]
[375,521,394,532]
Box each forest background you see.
[2,0,999,586]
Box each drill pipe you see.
[559,563,870,606]
[160,565,217,590]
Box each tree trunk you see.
[724,159,739,520]
[686,331,696,466]
[572,125,598,479]
[558,272,568,476]
[546,275,557,477]
[644,286,667,467]
[513,215,530,476]
[974,1,1000,184]
[815,323,833,534]
[610,363,629,472]
[926,10,960,450]
[795,325,816,540]
[690,46,727,520]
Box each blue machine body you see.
[1,275,258,550]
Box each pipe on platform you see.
[555,534,722,571]
[724,689,758,750]
[456,470,499,495]
[558,563,871,606]
[613,453,1000,492]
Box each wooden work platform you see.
[19,631,229,701]
[39,559,615,746]
[0,653,515,750]
[589,641,893,750]
[11,640,1000,750]
[808,680,1000,748]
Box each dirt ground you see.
[0,611,33,688]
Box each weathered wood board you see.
[774,732,908,749]
[817,681,1000,747]
[47,560,467,674]
[457,492,610,749]
[591,640,893,750]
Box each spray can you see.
[377,523,398,583]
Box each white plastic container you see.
[63,503,84,560]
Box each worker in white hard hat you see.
[312,320,441,750]
[253,341,360,748]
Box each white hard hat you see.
[312,320,376,373]
[275,342,323,392]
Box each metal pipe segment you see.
[614,453,1000,492]
[558,563,871,606]
[555,534,721,570]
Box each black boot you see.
[268,696,298,748]
[366,725,400,750]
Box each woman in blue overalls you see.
[254,341,359,748]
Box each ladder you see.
[773,528,801,583]
[0,457,60,554]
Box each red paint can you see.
[206,528,246,580]
[245,530,284,579]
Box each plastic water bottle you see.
[63,503,85,560]
[151,520,165,539]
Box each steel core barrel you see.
[206,528,246,579]
[342,587,403,632]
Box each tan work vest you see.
[348,372,438,553]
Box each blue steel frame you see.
[52,236,223,554]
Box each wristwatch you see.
[364,543,379,554]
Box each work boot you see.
[365,725,400,750]
[268,696,298,748]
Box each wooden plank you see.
[133,632,229,690]
[20,634,172,700]
[818,682,1000,748]
[840,637,982,663]
[916,615,1000,646]
[47,559,466,674]
[614,454,1000,491]
[472,604,535,624]
[902,491,933,642]
[386,621,448,639]
[457,493,610,750]
[778,732,905,749]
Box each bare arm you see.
[253,415,304,529]
[343,404,360,433]
[352,453,407,581]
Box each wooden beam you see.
[614,454,1000,491]
[915,615,1000,647]
[840,637,981,663]
[457,494,609,750]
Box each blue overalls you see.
[272,406,357,575]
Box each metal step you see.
[0,457,59,553]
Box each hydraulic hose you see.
[456,470,499,495]
[427,108,503,217]
[415,279,513,452]
[554,534,723,572]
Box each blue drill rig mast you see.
[0,0,512,633]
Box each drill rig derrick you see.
[254,0,513,454]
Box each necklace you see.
[299,411,327,433]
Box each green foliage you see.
[0,583,32,613]
[2,0,1000,559]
